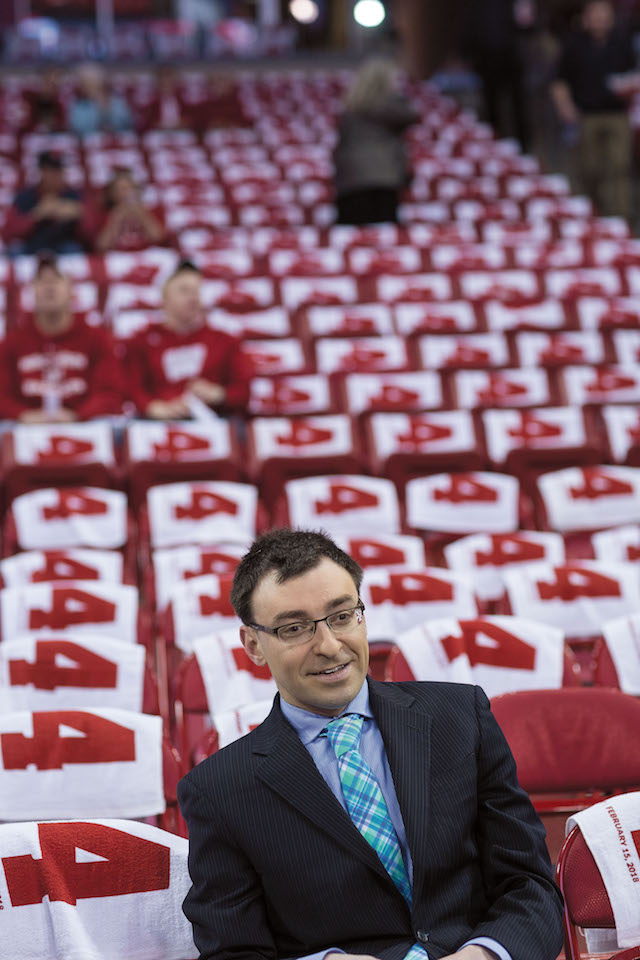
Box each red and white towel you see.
[538,466,640,532]
[0,709,165,821]
[0,818,196,960]
[11,488,128,551]
[127,419,232,464]
[335,534,426,571]
[0,549,125,588]
[167,575,240,654]
[193,631,277,715]
[444,532,566,602]
[360,567,477,641]
[285,475,401,538]
[0,635,146,713]
[0,581,139,645]
[592,525,640,565]
[152,542,248,610]
[215,699,274,748]
[394,616,564,697]
[406,473,520,535]
[11,422,115,467]
[147,481,258,549]
[567,791,640,952]
[602,614,640,695]
[503,561,640,638]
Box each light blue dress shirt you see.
[69,95,133,136]
[280,683,513,960]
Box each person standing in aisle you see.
[333,60,419,225]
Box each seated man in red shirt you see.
[0,255,125,422]
[125,260,252,419]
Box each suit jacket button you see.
[417,930,429,943]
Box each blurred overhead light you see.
[353,0,386,28]
[289,0,320,24]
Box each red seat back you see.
[491,688,640,794]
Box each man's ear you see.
[240,625,267,666]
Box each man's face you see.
[163,272,203,330]
[33,267,71,316]
[39,166,64,195]
[583,1,614,38]
[240,557,369,717]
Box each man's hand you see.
[18,407,77,424]
[51,199,81,220]
[441,946,496,960]
[32,196,62,220]
[189,378,226,406]
[326,954,380,960]
[146,398,191,419]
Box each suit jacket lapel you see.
[253,696,396,887]
[368,678,432,906]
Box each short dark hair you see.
[34,252,62,277]
[38,151,63,170]
[230,528,363,625]
[168,260,200,281]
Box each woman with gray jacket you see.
[334,60,419,225]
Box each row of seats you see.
[0,68,638,862]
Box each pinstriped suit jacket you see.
[178,679,563,960]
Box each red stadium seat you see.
[556,824,616,960]
[1,424,120,504]
[124,419,244,509]
[493,689,640,864]
[481,406,603,473]
[491,688,640,811]
[364,411,486,487]
[247,415,363,507]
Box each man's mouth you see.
[311,663,350,677]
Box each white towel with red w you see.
[567,791,640,951]
[0,818,197,960]
[0,708,165,821]
[394,616,564,697]
[193,630,277,715]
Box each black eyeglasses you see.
[249,601,365,646]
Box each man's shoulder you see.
[375,677,480,710]
[180,721,264,796]
[13,186,38,211]
[127,321,165,348]
[201,324,241,351]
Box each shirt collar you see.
[280,680,372,745]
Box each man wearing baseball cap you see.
[4,151,86,256]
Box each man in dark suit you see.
[178,529,563,960]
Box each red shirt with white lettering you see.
[0,314,126,420]
[125,321,252,414]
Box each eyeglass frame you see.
[248,600,366,645]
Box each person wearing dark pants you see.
[333,60,418,225]
[551,0,636,220]
[462,0,534,152]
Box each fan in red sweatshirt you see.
[0,256,125,422]
[125,260,252,418]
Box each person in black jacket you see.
[178,529,564,960]
[550,0,636,218]
[462,0,534,151]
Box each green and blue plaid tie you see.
[323,713,412,905]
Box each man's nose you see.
[312,619,342,656]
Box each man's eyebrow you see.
[272,594,357,624]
